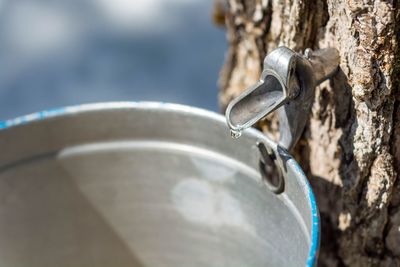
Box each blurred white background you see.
[0,0,226,119]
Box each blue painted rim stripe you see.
[0,107,68,130]
[0,102,180,130]
[306,180,319,266]
[0,102,320,266]
[290,160,319,267]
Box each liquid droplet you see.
[230,129,242,139]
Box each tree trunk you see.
[215,0,400,266]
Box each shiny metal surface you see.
[0,102,318,267]
[226,46,339,151]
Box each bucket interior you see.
[0,103,314,267]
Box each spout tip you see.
[225,99,244,132]
[230,128,242,139]
[225,74,288,134]
[225,103,245,139]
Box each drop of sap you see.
[230,129,242,139]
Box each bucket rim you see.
[0,101,319,266]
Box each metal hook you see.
[225,46,340,151]
[257,142,284,194]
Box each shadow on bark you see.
[309,68,356,267]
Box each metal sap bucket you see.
[0,102,319,267]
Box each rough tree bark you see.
[215,0,400,266]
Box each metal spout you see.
[226,46,339,150]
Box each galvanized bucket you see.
[0,102,319,267]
